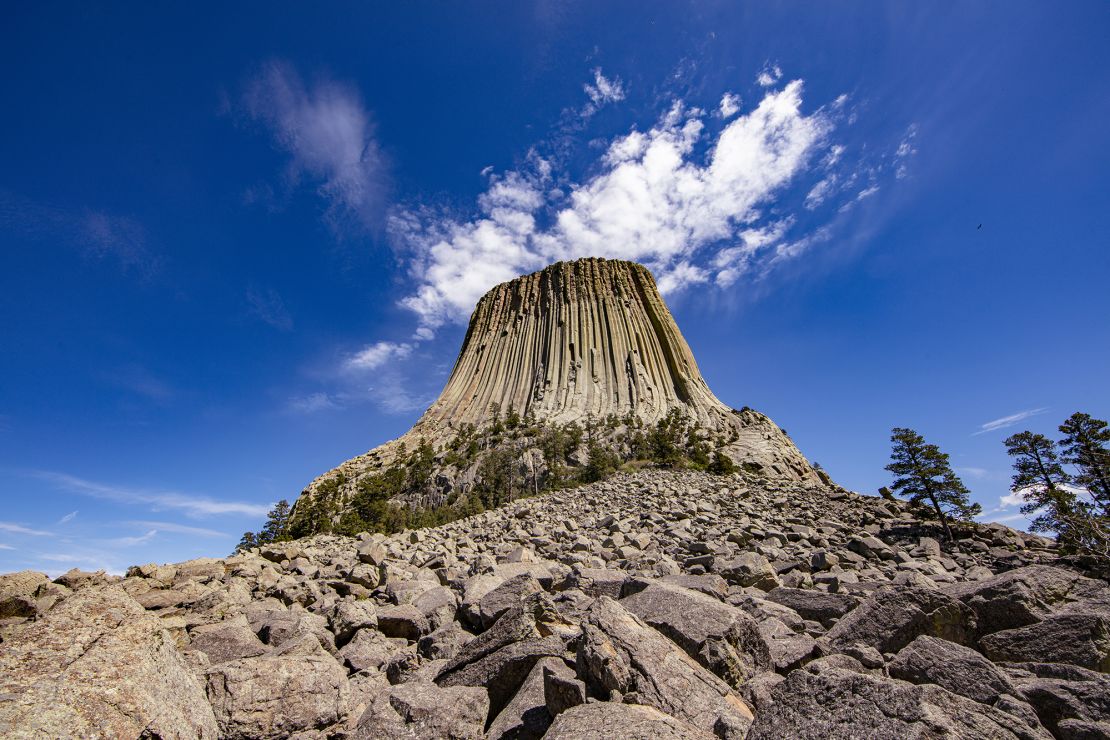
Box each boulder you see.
[340,628,403,672]
[824,585,976,654]
[205,634,350,739]
[377,604,431,641]
[577,596,754,738]
[981,613,1110,672]
[620,581,771,686]
[0,570,48,619]
[484,656,573,740]
[543,702,717,740]
[765,586,860,626]
[0,586,218,738]
[569,568,629,599]
[1017,675,1110,736]
[328,600,378,645]
[437,593,574,718]
[747,666,1051,739]
[719,552,779,591]
[479,574,542,629]
[945,565,1110,635]
[352,680,488,740]
[188,614,269,664]
[888,635,1016,704]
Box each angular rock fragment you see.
[981,613,1110,672]
[543,702,717,740]
[887,634,1016,704]
[824,585,976,654]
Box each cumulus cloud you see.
[345,341,413,372]
[242,61,387,234]
[718,93,741,118]
[973,407,1049,435]
[392,80,833,337]
[581,68,626,117]
[756,63,783,87]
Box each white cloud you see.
[288,392,339,414]
[33,471,271,519]
[583,68,626,109]
[392,80,832,336]
[0,521,51,537]
[345,341,413,372]
[108,529,158,547]
[242,60,387,233]
[973,407,1049,435]
[856,184,880,201]
[126,521,229,538]
[0,544,13,550]
[756,64,783,87]
[58,510,78,524]
[718,93,741,118]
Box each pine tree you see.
[1059,412,1110,514]
[1004,431,1078,537]
[885,427,981,541]
[261,499,292,543]
[235,531,258,553]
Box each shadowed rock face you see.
[298,258,818,514]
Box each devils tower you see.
[290,258,818,531]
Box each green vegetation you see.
[237,408,746,548]
[885,427,981,541]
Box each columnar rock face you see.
[301,258,818,514]
[418,258,739,429]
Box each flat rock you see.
[824,585,976,654]
[888,634,1016,704]
[765,586,860,626]
[981,613,1110,672]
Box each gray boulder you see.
[0,586,218,739]
[747,666,1051,739]
[479,573,542,629]
[824,585,976,654]
[377,604,431,641]
[188,614,269,664]
[0,570,48,619]
[981,613,1110,672]
[328,600,378,645]
[620,581,771,686]
[1017,675,1110,737]
[765,586,859,626]
[888,634,1016,704]
[484,656,573,740]
[352,680,488,740]
[543,702,717,740]
[719,552,779,591]
[577,596,754,738]
[205,634,350,739]
[945,565,1110,635]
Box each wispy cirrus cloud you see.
[240,60,388,235]
[973,407,1049,435]
[58,510,78,524]
[32,471,270,519]
[0,521,51,537]
[246,284,294,331]
[126,520,229,538]
[0,191,161,278]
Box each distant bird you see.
[977,224,983,230]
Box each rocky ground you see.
[1,470,1108,739]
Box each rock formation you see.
[294,258,817,524]
[2,469,1107,738]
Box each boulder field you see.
[1,469,1107,739]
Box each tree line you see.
[883,411,1108,565]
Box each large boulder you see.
[945,565,1110,635]
[485,656,574,740]
[543,702,716,740]
[765,586,860,626]
[352,680,488,740]
[824,585,976,654]
[1016,674,1110,736]
[187,614,268,664]
[576,596,754,739]
[0,570,48,619]
[980,613,1110,672]
[747,666,1051,739]
[205,633,350,739]
[437,592,575,719]
[719,553,779,591]
[887,635,1016,704]
[620,581,771,686]
[0,586,218,738]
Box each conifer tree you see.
[885,427,981,541]
[235,531,258,553]
[261,499,292,543]
[1004,431,1079,538]
[1059,412,1110,514]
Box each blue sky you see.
[2,2,1108,574]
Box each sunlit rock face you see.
[297,258,819,513]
